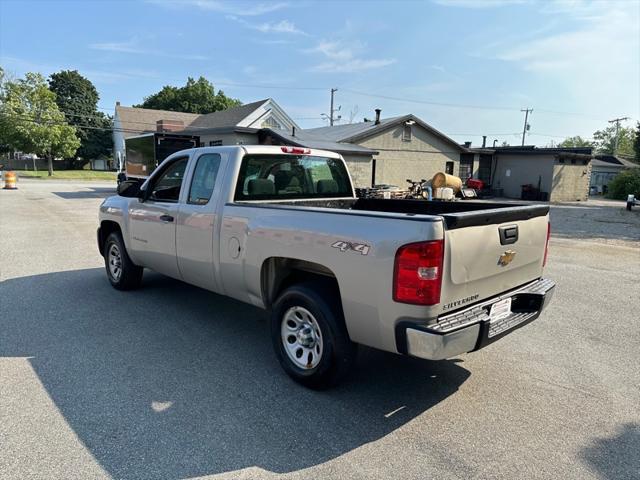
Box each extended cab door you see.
[176,152,225,292]
[128,155,189,279]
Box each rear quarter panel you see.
[219,204,444,354]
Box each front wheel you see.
[104,232,143,290]
[271,282,356,389]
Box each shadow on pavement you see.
[581,423,640,480]
[52,187,115,199]
[0,268,470,479]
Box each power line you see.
[2,112,545,141]
[91,86,615,122]
[341,88,519,112]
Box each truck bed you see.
[256,198,549,229]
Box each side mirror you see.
[117,180,142,198]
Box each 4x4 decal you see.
[331,241,370,256]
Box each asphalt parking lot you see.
[1,180,638,480]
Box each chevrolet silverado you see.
[98,145,555,388]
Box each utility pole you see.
[329,88,339,126]
[521,108,533,146]
[608,116,629,154]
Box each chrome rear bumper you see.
[401,278,555,361]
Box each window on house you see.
[458,154,474,183]
[445,161,454,175]
[402,124,412,142]
[209,140,222,147]
[261,117,282,130]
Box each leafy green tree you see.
[607,169,640,200]
[633,122,640,164]
[592,125,634,156]
[0,72,80,175]
[558,136,593,148]
[135,76,242,114]
[0,67,12,159]
[48,70,112,166]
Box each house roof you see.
[593,155,639,168]
[304,114,466,151]
[261,128,378,156]
[490,146,593,156]
[115,105,200,136]
[115,99,270,137]
[304,117,402,141]
[190,99,270,129]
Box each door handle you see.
[499,224,518,245]
[159,214,174,223]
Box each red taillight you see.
[393,240,444,305]
[281,146,311,155]
[543,222,551,267]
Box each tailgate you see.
[439,205,549,315]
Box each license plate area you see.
[489,297,512,322]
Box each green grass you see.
[14,170,117,181]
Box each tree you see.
[558,136,593,148]
[592,124,634,157]
[135,76,242,114]
[607,169,640,200]
[48,70,112,166]
[633,122,640,164]
[0,72,80,175]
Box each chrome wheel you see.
[107,243,122,281]
[281,306,324,370]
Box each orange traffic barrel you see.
[3,171,17,190]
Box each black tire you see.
[271,281,357,389]
[103,232,143,290]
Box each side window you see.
[188,153,222,205]
[445,161,454,175]
[149,157,189,203]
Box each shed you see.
[480,146,593,202]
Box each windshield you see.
[234,154,353,201]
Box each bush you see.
[606,168,640,200]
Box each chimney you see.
[464,141,472,148]
[374,109,381,125]
[116,101,120,106]
[292,126,296,137]
[156,119,184,133]
[482,136,487,148]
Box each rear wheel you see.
[271,282,356,389]
[104,232,143,290]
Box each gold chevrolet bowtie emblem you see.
[498,250,517,266]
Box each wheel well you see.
[261,258,341,310]
[98,221,122,256]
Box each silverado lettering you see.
[442,294,480,311]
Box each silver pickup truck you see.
[98,145,555,388]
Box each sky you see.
[1,0,639,147]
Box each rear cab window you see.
[234,154,352,201]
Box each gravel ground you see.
[1,181,638,480]
[550,198,640,247]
